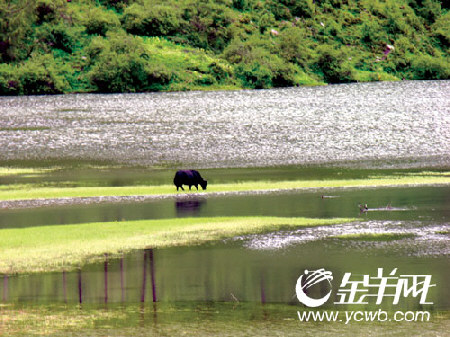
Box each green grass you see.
[332,233,416,241]
[0,167,55,177]
[0,216,354,274]
[0,174,448,201]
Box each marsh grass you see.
[0,216,354,274]
[332,233,416,241]
[0,168,55,177]
[0,174,449,201]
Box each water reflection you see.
[175,198,206,216]
[1,186,448,229]
[1,237,448,311]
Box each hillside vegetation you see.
[0,0,448,95]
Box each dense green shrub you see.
[89,54,173,92]
[409,0,442,24]
[0,64,20,95]
[82,7,121,36]
[208,61,233,83]
[235,62,272,88]
[224,36,302,88]
[17,54,70,95]
[0,1,35,62]
[178,1,237,51]
[431,11,450,48]
[99,0,129,11]
[35,23,74,53]
[360,20,387,45]
[122,4,181,36]
[0,0,448,95]
[35,0,66,25]
[410,54,450,80]
[314,45,355,83]
[87,32,173,92]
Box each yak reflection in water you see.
[175,198,205,216]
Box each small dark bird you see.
[358,203,368,213]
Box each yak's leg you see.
[189,185,192,190]
[195,184,198,190]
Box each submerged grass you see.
[332,233,416,241]
[0,174,448,201]
[0,216,354,275]
[0,167,54,177]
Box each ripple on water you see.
[238,220,450,257]
[0,81,449,168]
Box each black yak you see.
[173,170,207,191]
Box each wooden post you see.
[120,256,125,303]
[104,253,108,304]
[62,270,67,303]
[149,249,157,303]
[78,269,82,304]
[141,250,148,303]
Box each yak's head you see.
[200,180,207,190]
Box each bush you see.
[0,64,20,95]
[410,0,442,24]
[314,44,355,83]
[17,54,70,95]
[87,33,173,92]
[83,7,120,36]
[287,0,315,18]
[410,54,450,80]
[235,62,272,89]
[224,36,302,88]
[122,4,181,37]
[35,0,66,25]
[98,0,129,11]
[360,19,387,45]
[431,12,450,48]
[35,23,74,53]
[208,61,233,83]
[278,27,314,67]
[89,53,173,92]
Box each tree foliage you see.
[0,0,448,95]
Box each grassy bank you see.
[1,173,449,201]
[0,216,354,274]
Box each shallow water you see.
[1,82,449,335]
[2,233,449,310]
[1,185,448,310]
[1,185,448,229]
[1,81,449,168]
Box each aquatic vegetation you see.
[332,233,416,241]
[0,216,354,274]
